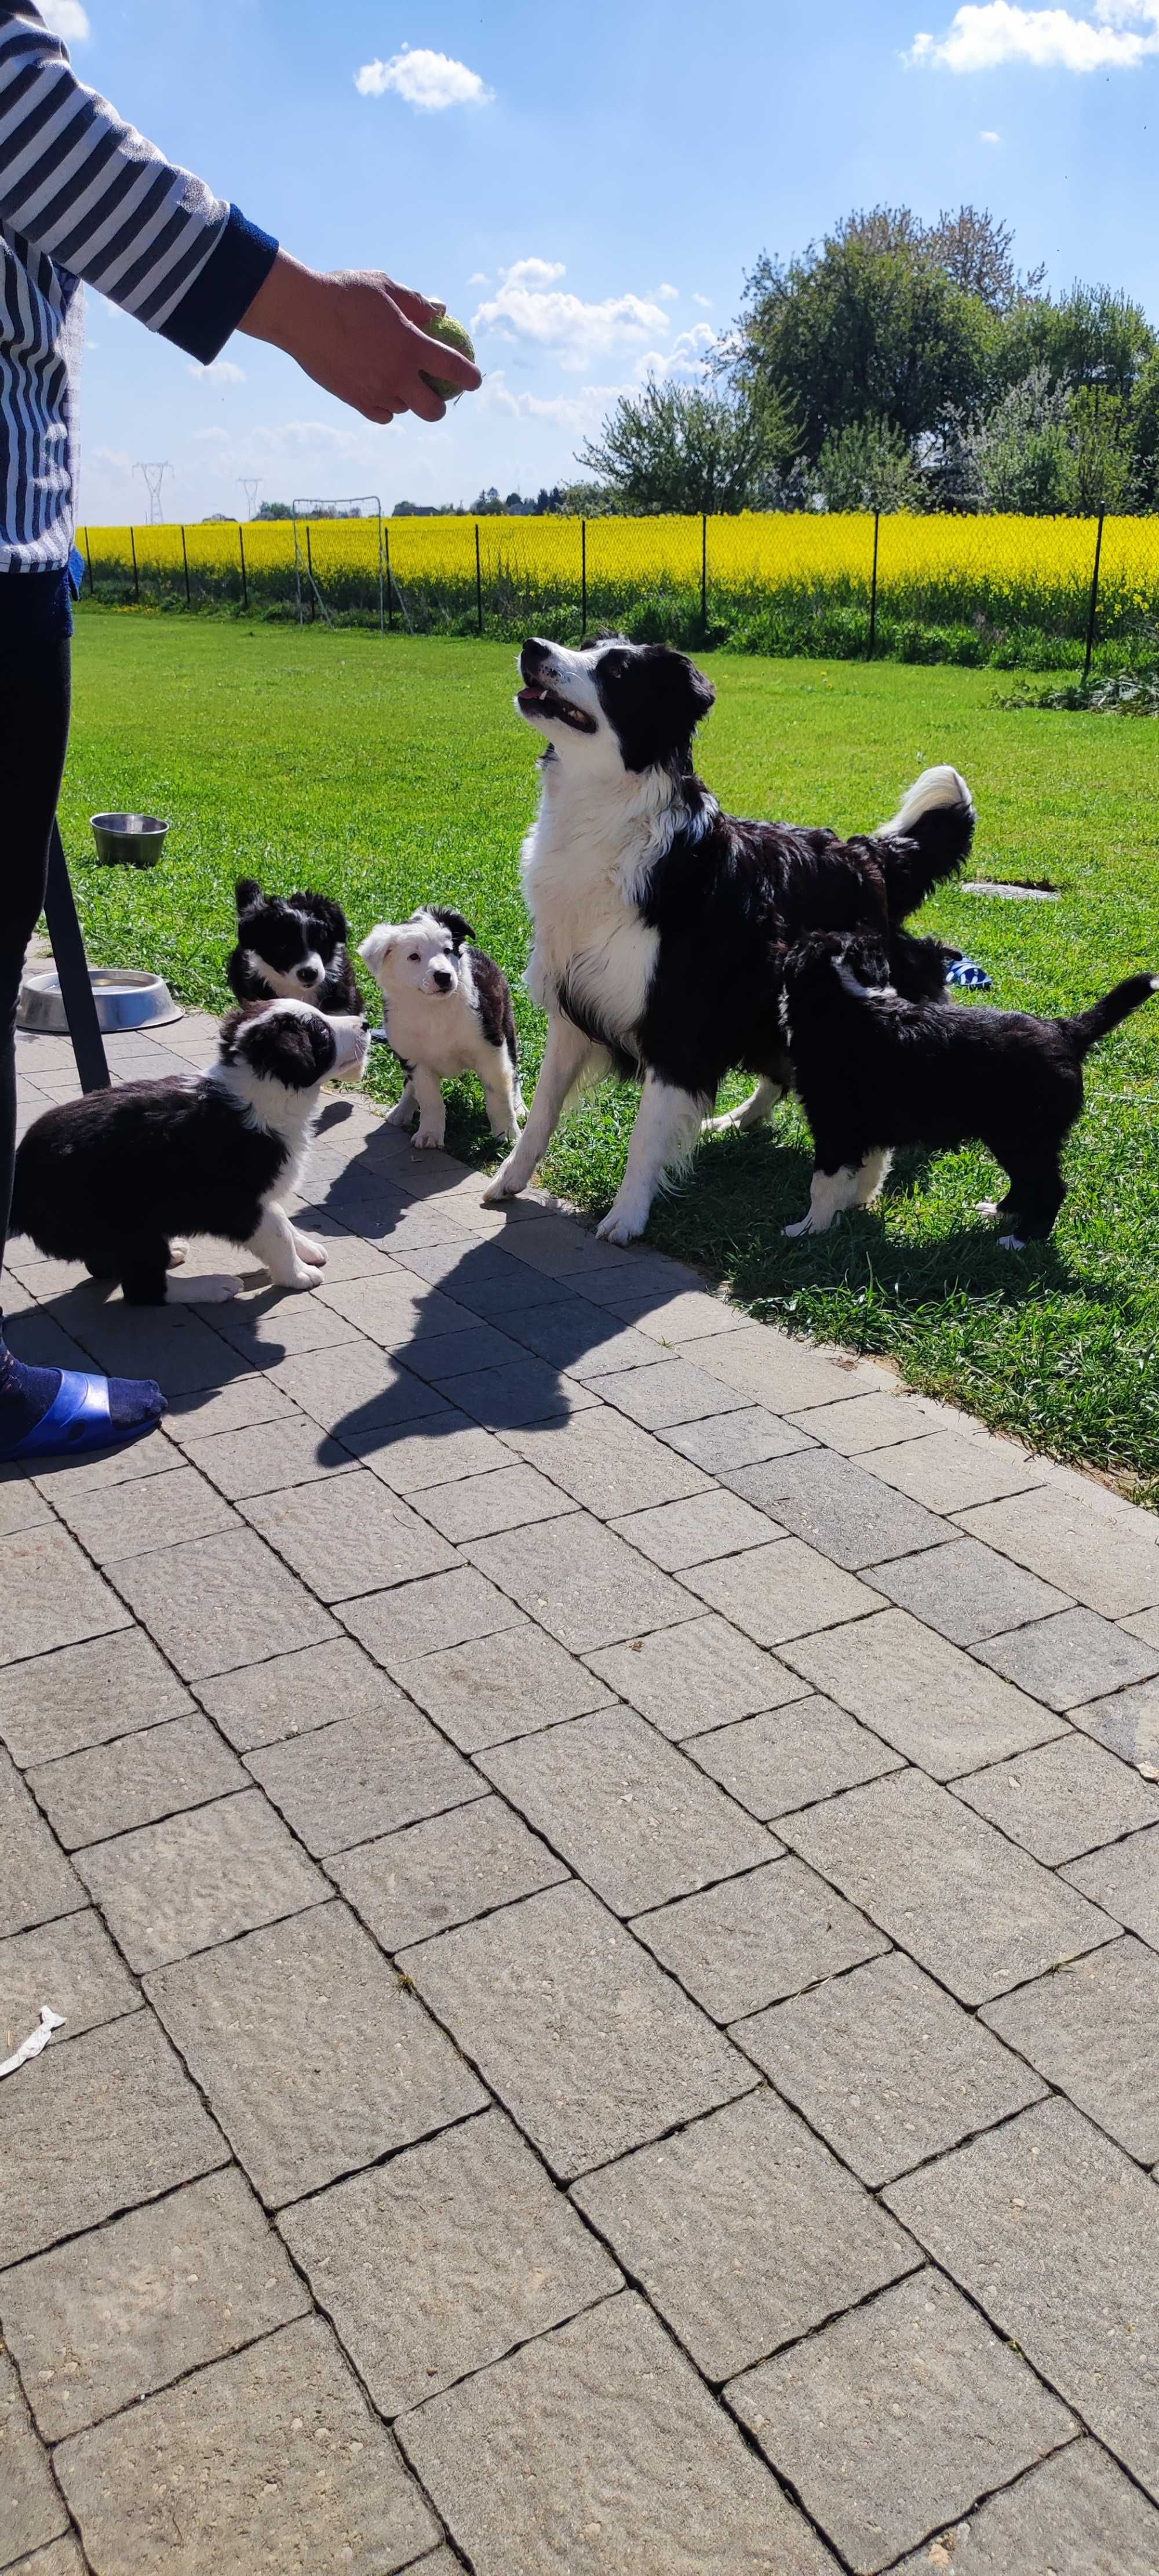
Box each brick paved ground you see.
[3,1010,1159,2576]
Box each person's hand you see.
[239,252,480,423]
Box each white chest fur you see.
[382,972,490,1078]
[521,763,675,1042]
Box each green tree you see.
[814,418,927,512]
[578,379,795,514]
[964,367,1074,512]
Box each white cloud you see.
[909,1,1159,72]
[92,445,132,471]
[472,258,670,372]
[188,358,246,385]
[658,282,680,301]
[40,1,90,41]
[693,292,713,309]
[355,46,493,110]
[468,271,489,286]
[501,257,566,289]
[480,372,627,432]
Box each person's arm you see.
[0,5,479,418]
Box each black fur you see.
[782,931,1159,1240]
[469,946,518,1058]
[228,878,360,1014]
[427,905,477,952]
[592,639,716,775]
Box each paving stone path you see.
[3,1012,1159,2576]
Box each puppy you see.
[779,930,1159,1247]
[10,1000,369,1302]
[228,877,361,1017]
[359,905,523,1150]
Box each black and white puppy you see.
[779,929,1159,1247]
[483,635,975,1242]
[359,905,523,1150]
[228,877,361,1017]
[10,1000,369,1303]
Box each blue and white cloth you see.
[945,956,993,991]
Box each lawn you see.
[61,610,1159,1502]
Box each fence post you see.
[130,525,139,606]
[385,525,394,630]
[180,525,191,610]
[701,514,708,636]
[581,519,587,633]
[1083,509,1106,683]
[238,522,248,612]
[306,525,315,621]
[84,527,94,595]
[868,511,881,658]
[475,522,483,636]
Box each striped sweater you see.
[0,1,276,570]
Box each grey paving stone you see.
[242,1469,456,1603]
[504,1298,660,1383]
[247,1704,484,1856]
[890,2438,1159,2576]
[597,1355,750,1431]
[400,1322,533,1384]
[781,1607,1063,1778]
[585,1613,810,1739]
[27,1713,247,1850]
[501,1213,640,1279]
[739,1950,1044,2187]
[503,1406,710,1516]
[984,1938,1159,2165]
[112,1528,336,1681]
[147,1902,484,2206]
[2,1744,85,1938]
[63,1303,248,1398]
[857,1427,1049,1514]
[608,1488,777,1571]
[975,1606,1159,1712]
[413,1461,577,1542]
[41,1466,238,1567]
[1070,1674,1159,1767]
[633,1855,885,2020]
[0,1525,130,1667]
[0,1909,140,2048]
[253,1274,452,1355]
[865,1536,1070,1647]
[0,2348,67,2562]
[264,1338,450,1434]
[0,1471,50,1537]
[1064,1826,1159,1951]
[74,1789,326,1971]
[1122,1605,1159,1647]
[781,1770,1114,2005]
[165,1377,298,1446]
[183,1413,357,1498]
[401,2290,839,2576]
[465,1515,691,1653]
[395,1622,613,1753]
[55,2315,436,2576]
[338,1565,524,1673]
[956,1487,1159,1618]
[342,1410,509,1493]
[885,2097,1159,2500]
[392,1239,577,1316]
[573,2089,916,2382]
[728,2266,1074,2576]
[658,1405,817,1474]
[690,1694,905,1817]
[0,2011,225,2268]
[0,1627,192,1768]
[679,1537,884,1647]
[480,1707,771,1916]
[3,2537,84,2574]
[607,1285,748,1340]
[400,1881,753,2179]
[954,1731,1159,1864]
[330,1793,567,1949]
[281,2106,619,2420]
[444,1355,601,1429]
[787,1390,945,1456]
[193,1635,384,1753]
[679,1322,889,1409]
[724,1450,953,1571]
[1,2167,309,2441]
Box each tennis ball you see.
[420,311,477,402]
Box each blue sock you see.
[0,1329,165,1450]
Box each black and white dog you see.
[11,1000,369,1303]
[227,878,362,1017]
[483,635,976,1242]
[779,929,1159,1247]
[359,905,523,1150]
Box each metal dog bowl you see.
[17,967,183,1034]
[90,811,169,868]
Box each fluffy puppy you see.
[228,877,361,1017]
[779,929,1159,1247]
[10,1000,369,1303]
[359,905,523,1150]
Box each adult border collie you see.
[483,636,975,1243]
[228,878,361,1017]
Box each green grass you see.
[63,609,1159,1502]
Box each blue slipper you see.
[0,1370,162,1464]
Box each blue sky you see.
[56,0,1159,522]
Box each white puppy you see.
[359,905,523,1151]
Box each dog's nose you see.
[520,638,549,679]
[297,965,320,987]
[432,967,454,991]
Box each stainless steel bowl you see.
[90,811,169,868]
[17,967,184,1034]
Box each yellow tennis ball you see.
[421,312,478,402]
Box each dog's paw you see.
[411,1127,446,1152]
[172,1272,242,1304]
[783,1215,814,1239]
[596,1206,646,1246]
[283,1262,322,1290]
[385,1098,415,1129]
[483,1162,523,1204]
[293,1232,328,1265]
[167,1239,189,1268]
[998,1232,1027,1253]
[976,1199,1000,1218]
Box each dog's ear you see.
[243,1006,337,1089]
[219,998,275,1056]
[596,643,715,774]
[235,877,263,917]
[358,923,399,977]
[291,892,349,943]
[428,906,476,952]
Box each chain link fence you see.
[79,510,1159,672]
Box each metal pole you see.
[377,510,384,635]
[130,525,139,606]
[306,525,315,621]
[238,522,248,612]
[701,514,708,634]
[868,511,881,659]
[42,823,110,1093]
[385,525,394,631]
[84,528,94,595]
[181,525,191,610]
[581,519,587,632]
[475,522,483,636]
[1083,509,1106,683]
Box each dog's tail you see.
[1065,973,1159,1056]
[876,766,975,919]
